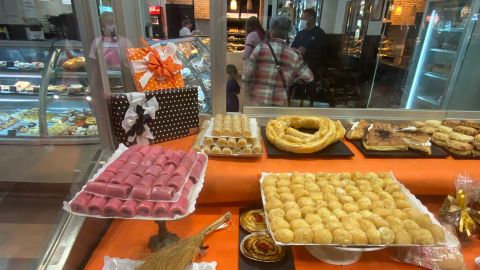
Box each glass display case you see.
[343,0,372,58]
[0,40,99,141]
[163,36,212,114]
[403,0,479,109]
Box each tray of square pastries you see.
[192,114,262,157]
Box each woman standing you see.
[242,17,266,60]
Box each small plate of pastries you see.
[192,114,263,157]
[240,209,267,233]
[262,116,353,158]
[260,172,454,248]
[347,120,449,158]
[240,232,287,262]
[415,119,480,159]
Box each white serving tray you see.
[63,144,208,221]
[259,172,456,249]
[204,118,259,139]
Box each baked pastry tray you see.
[63,144,207,221]
[351,140,449,159]
[261,127,354,158]
[259,172,456,248]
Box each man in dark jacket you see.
[291,8,325,80]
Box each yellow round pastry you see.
[313,229,333,244]
[304,213,322,225]
[310,222,324,231]
[339,172,352,180]
[290,184,304,193]
[263,174,277,186]
[395,199,411,209]
[323,192,338,202]
[321,184,336,194]
[339,195,355,204]
[332,209,348,219]
[366,228,382,244]
[332,228,353,245]
[317,208,332,219]
[413,214,433,229]
[349,191,363,201]
[373,208,392,218]
[328,200,343,211]
[297,197,315,208]
[285,209,302,222]
[341,217,360,230]
[293,189,309,200]
[385,216,404,232]
[369,215,389,228]
[283,201,300,211]
[350,212,363,221]
[360,219,377,232]
[379,227,395,244]
[309,192,323,201]
[265,200,283,212]
[266,193,280,202]
[325,221,343,232]
[315,200,328,208]
[305,183,320,193]
[357,197,373,211]
[265,116,345,153]
[428,224,445,243]
[274,228,294,243]
[395,229,413,244]
[403,219,420,230]
[364,191,380,201]
[359,210,374,219]
[279,193,295,203]
[268,208,285,219]
[410,228,435,245]
[290,173,305,184]
[391,191,406,201]
[276,179,290,188]
[350,228,368,244]
[391,209,407,220]
[277,187,291,194]
[293,227,313,243]
[343,202,360,213]
[301,205,316,217]
[217,137,227,146]
[270,217,290,231]
[372,200,384,209]
[290,219,310,231]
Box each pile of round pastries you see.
[261,172,446,246]
[414,119,480,156]
[266,116,345,154]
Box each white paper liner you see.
[204,118,258,139]
[259,171,457,249]
[102,257,217,270]
[63,150,208,221]
[82,145,199,203]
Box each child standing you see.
[226,65,240,112]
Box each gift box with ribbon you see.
[111,88,199,146]
[128,40,185,91]
[439,173,480,241]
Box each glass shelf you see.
[424,71,449,81]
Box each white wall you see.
[320,0,348,34]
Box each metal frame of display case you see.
[403,0,480,109]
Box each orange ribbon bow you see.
[142,39,182,79]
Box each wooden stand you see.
[148,220,180,251]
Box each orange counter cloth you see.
[84,198,480,270]
[150,136,480,204]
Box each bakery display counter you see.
[83,198,480,270]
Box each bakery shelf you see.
[424,71,449,81]
[55,70,122,79]
[416,95,441,107]
[434,27,464,33]
[0,71,42,78]
[429,48,457,55]
[227,32,246,36]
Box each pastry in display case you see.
[161,36,211,114]
[343,0,371,58]
[0,40,99,140]
[403,0,478,109]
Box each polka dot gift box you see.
[111,88,199,146]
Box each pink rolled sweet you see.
[189,162,203,184]
[110,171,129,185]
[167,175,185,191]
[152,174,171,187]
[102,198,123,217]
[124,174,141,187]
[127,152,144,165]
[166,152,182,166]
[136,201,155,216]
[85,182,108,194]
[118,149,134,162]
[128,144,142,152]
[117,163,137,174]
[70,192,93,213]
[138,146,151,156]
[153,202,171,217]
[105,184,132,199]
[132,164,149,177]
[149,147,164,157]
[180,150,197,169]
[131,185,151,200]
[172,165,189,178]
[145,165,163,177]
[95,171,115,183]
[105,160,125,174]
[141,154,158,166]
[164,164,176,175]
[87,196,108,215]
[197,154,207,166]
[154,155,168,169]
[119,200,138,218]
[163,150,174,161]
[138,174,155,187]
[169,196,189,216]
[151,186,176,200]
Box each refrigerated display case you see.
[156,36,212,114]
[0,40,100,142]
[403,0,480,109]
[343,0,372,58]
